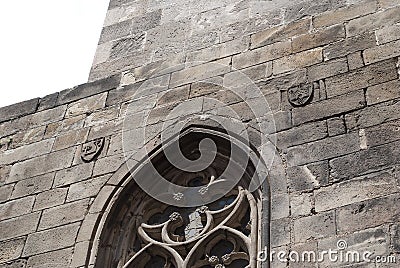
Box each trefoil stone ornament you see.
[288,82,314,106]
[81,137,105,162]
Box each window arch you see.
[91,126,269,268]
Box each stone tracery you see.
[93,129,265,268]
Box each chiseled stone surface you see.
[1,0,400,267]
[0,238,25,263]
[22,223,80,257]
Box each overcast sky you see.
[0,0,110,108]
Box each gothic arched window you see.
[93,127,268,268]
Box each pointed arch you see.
[80,126,271,268]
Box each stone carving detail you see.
[288,83,314,106]
[106,166,260,268]
[81,138,105,162]
[94,130,264,268]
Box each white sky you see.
[0,0,110,108]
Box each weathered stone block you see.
[315,170,397,211]
[271,218,291,247]
[92,41,114,67]
[233,41,291,70]
[76,213,99,243]
[0,196,35,221]
[0,105,66,139]
[38,199,89,230]
[108,0,135,10]
[44,115,85,139]
[70,241,90,267]
[132,55,185,83]
[146,19,189,48]
[26,247,73,268]
[336,194,400,234]
[363,119,400,148]
[53,162,94,187]
[290,193,314,217]
[363,39,400,65]
[0,98,38,124]
[66,93,107,118]
[272,121,328,149]
[33,188,68,211]
[110,33,147,60]
[256,69,307,93]
[347,51,364,70]
[9,147,75,182]
[99,19,131,44]
[191,5,249,34]
[38,93,59,112]
[250,18,310,49]
[87,119,124,141]
[292,90,365,126]
[170,57,231,88]
[391,224,400,252]
[327,116,346,136]
[326,58,397,98]
[330,140,400,180]
[0,238,25,263]
[313,0,377,28]
[269,110,292,133]
[293,211,336,242]
[288,161,330,192]
[378,0,400,8]
[273,48,323,75]
[185,31,220,54]
[52,128,89,151]
[271,194,290,220]
[323,33,376,60]
[9,126,46,149]
[292,24,345,53]
[0,184,13,203]
[89,51,149,82]
[66,174,109,202]
[187,37,248,66]
[226,63,273,91]
[0,259,27,268]
[22,223,80,257]
[376,24,400,45]
[0,166,11,185]
[0,138,54,166]
[58,75,120,105]
[0,212,40,241]
[11,173,54,199]
[286,132,360,166]
[346,5,400,36]
[92,154,126,177]
[128,74,170,100]
[307,58,348,81]
[285,0,346,22]
[107,82,154,107]
[218,19,255,43]
[84,107,119,127]
[346,100,400,130]
[157,85,190,106]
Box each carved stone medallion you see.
[288,83,313,106]
[81,138,105,162]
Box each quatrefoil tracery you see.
[122,167,258,268]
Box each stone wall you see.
[1,0,400,267]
